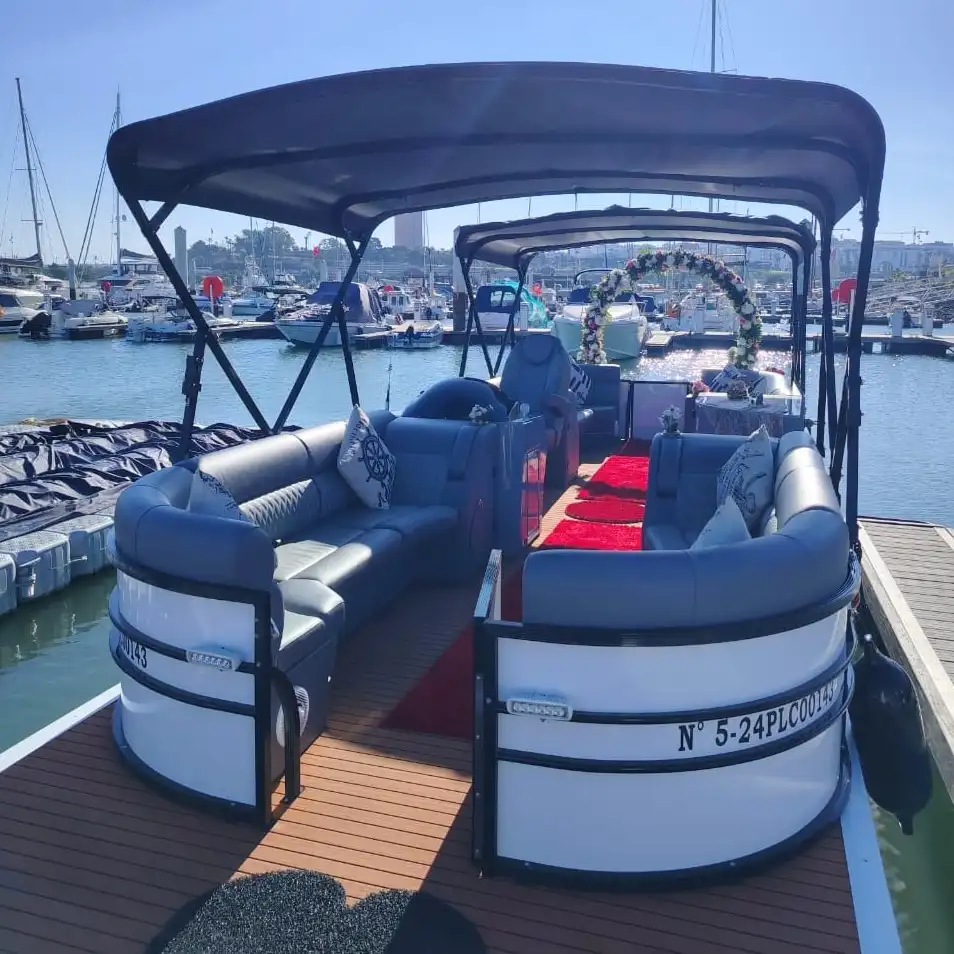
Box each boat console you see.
[472,430,859,885]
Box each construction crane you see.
[881,228,930,245]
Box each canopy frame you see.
[108,61,884,549]
[453,207,816,388]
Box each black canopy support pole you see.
[338,234,363,408]
[148,200,178,234]
[124,195,272,446]
[494,269,526,376]
[819,228,838,456]
[458,257,494,378]
[273,233,369,431]
[788,256,800,390]
[799,256,811,395]
[838,198,878,551]
[457,256,474,377]
[178,328,208,460]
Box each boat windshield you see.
[566,286,635,305]
[475,286,518,312]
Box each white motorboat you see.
[386,319,444,349]
[19,299,127,339]
[0,286,45,334]
[125,308,243,343]
[275,281,387,347]
[554,286,649,360]
[663,291,737,333]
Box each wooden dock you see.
[859,518,954,799]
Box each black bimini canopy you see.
[455,206,816,274]
[107,61,884,236]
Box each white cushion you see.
[187,468,253,522]
[716,425,775,531]
[568,359,591,407]
[691,497,751,550]
[337,406,395,510]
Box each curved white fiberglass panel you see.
[490,606,850,875]
[496,722,843,873]
[112,571,260,808]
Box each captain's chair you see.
[499,335,580,486]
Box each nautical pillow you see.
[568,359,591,407]
[690,496,751,550]
[187,467,253,522]
[337,406,395,510]
[715,424,775,531]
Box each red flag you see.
[312,246,320,257]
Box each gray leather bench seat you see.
[578,363,621,445]
[113,412,496,778]
[643,430,821,551]
[276,577,344,670]
[273,504,457,630]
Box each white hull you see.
[553,306,648,360]
[275,319,385,348]
[386,321,444,350]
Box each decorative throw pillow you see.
[568,359,591,407]
[691,496,751,550]
[187,467,253,522]
[715,425,775,531]
[337,406,395,510]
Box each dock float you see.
[859,517,954,799]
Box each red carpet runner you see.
[379,440,650,739]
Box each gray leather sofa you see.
[522,429,849,629]
[114,413,496,771]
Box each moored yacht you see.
[554,283,650,359]
[275,280,387,346]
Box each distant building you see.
[394,212,424,250]
[174,227,188,284]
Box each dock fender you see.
[850,629,932,834]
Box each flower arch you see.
[580,248,762,367]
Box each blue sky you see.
[2,0,951,262]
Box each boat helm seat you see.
[499,335,580,486]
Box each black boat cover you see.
[107,62,885,237]
[0,420,266,544]
[454,206,816,274]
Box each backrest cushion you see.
[691,496,751,550]
[500,335,572,409]
[715,425,775,531]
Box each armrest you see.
[544,393,576,419]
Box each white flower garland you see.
[579,249,762,368]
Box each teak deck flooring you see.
[0,470,863,954]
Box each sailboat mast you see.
[115,91,122,268]
[15,78,43,265]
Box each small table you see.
[695,393,803,438]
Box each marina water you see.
[1,334,953,952]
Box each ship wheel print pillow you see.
[338,405,396,509]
